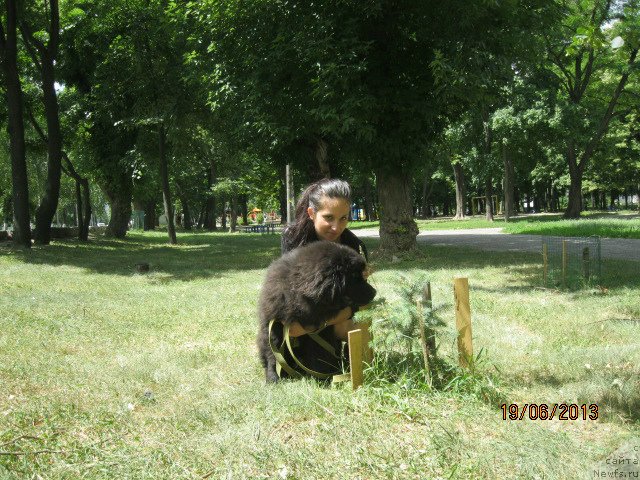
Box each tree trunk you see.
[230,194,238,232]
[485,178,494,221]
[221,199,227,230]
[204,156,217,230]
[279,166,287,224]
[104,187,131,238]
[240,194,248,225]
[315,138,330,179]
[74,179,83,232]
[80,178,91,240]
[364,178,376,221]
[181,199,192,230]
[159,125,177,244]
[143,199,156,231]
[32,43,63,245]
[564,142,583,218]
[175,182,191,231]
[452,162,466,220]
[377,169,418,253]
[26,106,89,241]
[0,0,31,248]
[502,144,515,221]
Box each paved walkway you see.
[355,228,640,262]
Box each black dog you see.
[257,241,376,383]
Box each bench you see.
[239,223,278,234]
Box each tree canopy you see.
[1,0,639,250]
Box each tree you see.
[197,0,541,252]
[0,0,31,248]
[542,0,640,218]
[20,0,64,244]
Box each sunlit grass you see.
[350,211,640,239]
[0,231,638,478]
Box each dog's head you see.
[295,241,376,308]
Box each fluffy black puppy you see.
[258,241,376,383]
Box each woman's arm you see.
[287,306,353,338]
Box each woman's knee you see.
[333,319,356,341]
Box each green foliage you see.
[362,275,504,405]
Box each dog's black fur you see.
[257,241,376,382]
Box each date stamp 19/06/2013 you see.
[501,403,599,421]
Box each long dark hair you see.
[284,178,352,249]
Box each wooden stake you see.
[562,240,567,288]
[453,277,473,368]
[423,282,432,307]
[543,242,548,287]
[348,329,364,390]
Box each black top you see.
[281,227,368,260]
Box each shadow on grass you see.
[0,230,283,281]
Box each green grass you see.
[350,210,640,239]
[1,231,639,479]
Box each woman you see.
[281,178,369,339]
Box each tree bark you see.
[565,141,583,218]
[485,178,494,221]
[0,0,31,248]
[204,155,217,230]
[279,166,287,224]
[159,125,177,244]
[221,199,227,230]
[181,199,192,230]
[240,194,248,225]
[502,143,515,221]
[377,169,418,253]
[175,182,192,231]
[143,199,156,231]
[104,187,132,238]
[230,194,238,232]
[452,161,466,220]
[364,178,376,221]
[420,171,435,219]
[79,177,90,240]
[315,137,330,179]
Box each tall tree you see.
[543,0,639,218]
[0,0,31,248]
[21,0,63,244]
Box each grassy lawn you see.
[1,231,639,479]
[349,210,640,239]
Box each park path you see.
[354,227,640,262]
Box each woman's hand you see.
[287,306,353,338]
